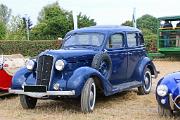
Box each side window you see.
[107,34,124,49]
[127,33,137,47]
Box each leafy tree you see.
[121,20,133,27]
[137,14,158,34]
[0,4,11,24]
[31,2,96,40]
[5,15,26,40]
[121,14,158,52]
[0,21,6,39]
[78,12,96,28]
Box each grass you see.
[0,61,180,120]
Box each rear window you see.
[127,33,137,47]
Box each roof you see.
[66,25,141,35]
[158,15,180,21]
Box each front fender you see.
[134,57,157,83]
[66,67,112,96]
[11,67,32,89]
[156,72,180,110]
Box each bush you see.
[0,40,62,56]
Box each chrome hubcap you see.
[144,71,152,92]
[89,83,96,110]
[145,77,149,86]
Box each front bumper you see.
[169,94,180,110]
[9,88,75,98]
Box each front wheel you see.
[138,68,152,95]
[81,78,96,113]
[20,95,37,109]
[158,104,173,117]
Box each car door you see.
[106,32,128,85]
[126,32,145,81]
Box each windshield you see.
[63,33,104,48]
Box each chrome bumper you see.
[9,88,75,98]
[169,94,180,110]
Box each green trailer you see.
[157,16,180,55]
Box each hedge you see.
[0,40,62,57]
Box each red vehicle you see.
[0,54,25,92]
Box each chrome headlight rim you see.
[55,59,65,71]
[157,84,168,97]
[26,60,36,71]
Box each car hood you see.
[159,72,180,97]
[39,49,98,62]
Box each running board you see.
[112,81,142,93]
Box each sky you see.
[1,0,180,26]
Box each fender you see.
[155,74,180,109]
[0,69,12,91]
[11,67,32,89]
[66,67,113,96]
[134,57,157,83]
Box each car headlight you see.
[26,60,35,71]
[157,85,168,97]
[55,60,65,71]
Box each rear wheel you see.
[20,95,37,109]
[81,78,96,113]
[138,68,152,95]
[158,104,173,117]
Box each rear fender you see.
[66,67,112,96]
[134,57,157,83]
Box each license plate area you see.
[24,85,47,92]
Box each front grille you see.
[36,55,53,87]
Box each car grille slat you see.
[36,55,53,87]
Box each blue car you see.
[9,25,158,113]
[156,72,180,116]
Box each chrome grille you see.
[36,55,53,87]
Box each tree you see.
[31,2,96,40]
[78,12,96,28]
[5,15,26,40]
[0,4,11,24]
[121,20,133,27]
[121,14,158,52]
[137,14,158,34]
[0,21,6,39]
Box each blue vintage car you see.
[9,25,158,113]
[156,72,180,116]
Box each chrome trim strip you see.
[9,88,75,98]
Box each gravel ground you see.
[0,61,180,120]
